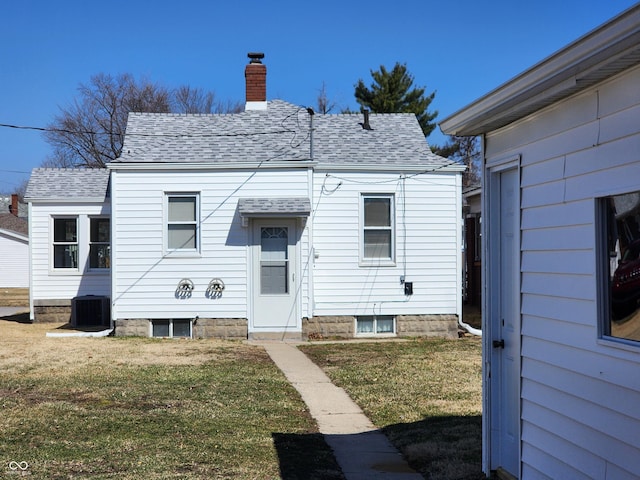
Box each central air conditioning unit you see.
[71,295,110,327]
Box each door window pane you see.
[261,227,288,294]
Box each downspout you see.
[459,315,482,336]
[28,200,34,321]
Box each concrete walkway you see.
[0,306,29,318]
[260,342,423,480]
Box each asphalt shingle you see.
[117,100,455,169]
[25,168,110,201]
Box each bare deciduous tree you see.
[45,74,242,168]
[316,82,336,114]
[173,85,215,114]
[432,135,481,186]
[45,73,171,168]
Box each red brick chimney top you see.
[9,194,18,216]
[245,52,267,105]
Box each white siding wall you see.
[30,202,111,300]
[0,231,28,288]
[312,170,461,317]
[485,64,640,479]
[111,168,311,321]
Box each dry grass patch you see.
[0,320,343,479]
[300,338,484,480]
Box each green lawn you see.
[300,338,484,480]
[1,319,483,479]
[0,323,342,479]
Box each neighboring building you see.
[0,193,27,218]
[463,185,481,306]
[26,53,465,339]
[441,5,640,480]
[0,207,29,289]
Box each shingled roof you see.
[116,100,459,171]
[0,213,28,236]
[25,168,110,201]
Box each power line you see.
[0,169,31,174]
[0,122,294,138]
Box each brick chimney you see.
[9,194,18,216]
[245,52,267,111]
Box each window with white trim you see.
[356,315,395,336]
[89,217,110,269]
[166,193,199,252]
[599,190,640,344]
[152,319,192,338]
[53,217,78,269]
[361,194,395,263]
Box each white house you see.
[26,53,465,340]
[441,5,640,479]
[25,169,111,324]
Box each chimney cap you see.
[248,52,265,64]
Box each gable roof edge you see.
[0,228,28,243]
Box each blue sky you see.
[1,0,637,193]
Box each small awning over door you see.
[238,197,311,226]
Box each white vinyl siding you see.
[312,171,461,317]
[0,230,28,288]
[30,202,111,301]
[111,168,311,320]
[484,64,640,479]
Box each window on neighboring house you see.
[167,193,199,252]
[362,194,394,263]
[599,190,640,344]
[152,319,192,338]
[356,315,395,336]
[53,217,78,269]
[89,218,110,269]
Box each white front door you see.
[251,220,298,331]
[490,167,521,477]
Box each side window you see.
[361,194,394,263]
[53,217,78,269]
[356,315,395,336]
[166,193,199,252]
[599,190,640,344]
[89,218,110,269]
[152,319,192,338]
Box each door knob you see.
[493,339,505,349]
